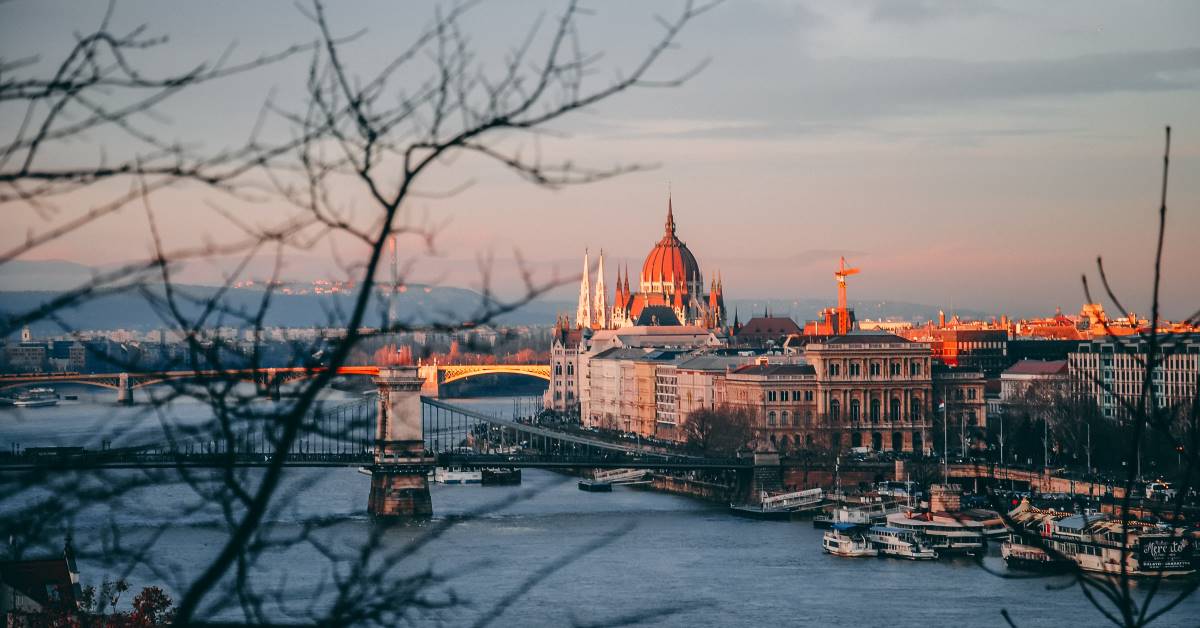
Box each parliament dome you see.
[640,199,702,296]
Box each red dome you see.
[640,199,702,293]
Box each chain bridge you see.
[1,366,750,517]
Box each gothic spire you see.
[575,249,592,328]
[593,249,609,329]
[665,193,676,237]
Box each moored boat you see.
[822,523,878,558]
[434,467,482,484]
[868,525,938,560]
[480,468,521,485]
[1000,534,1072,573]
[1006,499,1196,578]
[12,387,59,408]
[885,511,986,554]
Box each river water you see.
[2,388,1198,627]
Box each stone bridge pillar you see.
[116,373,133,405]
[418,365,442,397]
[369,366,433,518]
[266,368,281,401]
[737,445,783,504]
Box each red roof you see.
[640,198,702,289]
[1003,359,1068,376]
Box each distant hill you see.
[0,259,99,291]
[1,260,991,333]
[0,285,568,335]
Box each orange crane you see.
[834,256,859,335]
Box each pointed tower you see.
[715,271,726,327]
[593,250,609,329]
[576,249,592,329]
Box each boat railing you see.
[762,487,824,509]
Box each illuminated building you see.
[575,196,725,330]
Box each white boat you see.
[813,501,901,529]
[868,525,938,560]
[12,387,58,408]
[434,467,482,484]
[886,511,985,553]
[822,524,878,558]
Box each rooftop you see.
[1002,359,1068,377]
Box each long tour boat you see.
[885,510,986,554]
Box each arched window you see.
[767,411,777,426]
[829,399,841,421]
[781,410,790,426]
[871,432,883,451]
[849,399,861,421]
[805,411,813,426]
[911,398,922,420]
[913,431,924,454]
[870,399,880,422]
[770,434,777,448]
[890,398,901,421]
[805,433,814,448]
[851,432,863,448]
[892,431,903,451]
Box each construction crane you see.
[834,256,859,335]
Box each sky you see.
[3,0,1199,319]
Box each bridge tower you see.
[116,373,133,405]
[417,364,443,397]
[369,366,434,518]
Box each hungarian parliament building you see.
[573,198,726,331]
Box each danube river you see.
[3,388,1198,627]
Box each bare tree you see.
[684,404,753,457]
[987,127,1199,628]
[1,1,718,625]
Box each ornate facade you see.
[575,197,726,330]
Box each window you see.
[890,362,901,376]
[768,390,776,402]
[829,363,841,376]
[967,388,977,400]
[869,362,881,376]
[849,362,861,376]
[567,363,574,375]
[792,390,801,401]
[781,411,790,426]
[850,399,861,420]
[910,362,921,376]
[829,399,841,421]
[870,399,881,422]
[767,411,777,426]
[555,364,563,375]
[911,398,922,420]
[890,398,901,421]
[804,390,814,402]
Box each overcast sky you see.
[3,1,1199,319]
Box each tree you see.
[684,404,753,456]
[1,1,716,625]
